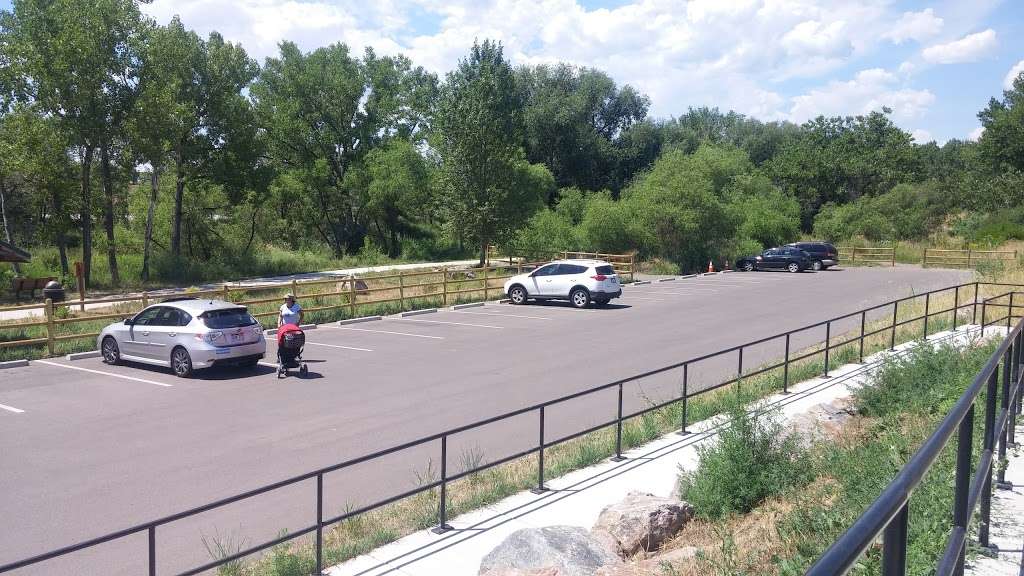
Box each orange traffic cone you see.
[707,260,715,273]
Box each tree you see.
[518,64,649,196]
[978,73,1024,174]
[363,140,431,257]
[436,40,551,265]
[254,43,437,256]
[2,0,148,286]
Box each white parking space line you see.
[326,326,445,340]
[0,403,25,414]
[637,290,718,296]
[304,342,374,352]
[451,311,552,320]
[619,296,665,302]
[394,318,504,329]
[34,360,174,387]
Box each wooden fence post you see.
[967,249,973,267]
[483,266,489,300]
[223,283,230,301]
[45,298,54,357]
[291,279,299,297]
[398,271,405,311]
[851,247,857,264]
[142,292,149,308]
[443,267,449,306]
[631,253,636,282]
[891,244,896,267]
[349,277,356,318]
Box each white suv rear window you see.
[595,265,615,275]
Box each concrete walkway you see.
[967,420,1024,576]
[0,259,481,321]
[327,325,1001,576]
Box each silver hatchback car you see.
[97,297,266,377]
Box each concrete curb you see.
[67,351,101,361]
[632,280,651,285]
[656,277,676,282]
[679,274,698,279]
[338,316,382,326]
[451,302,485,310]
[0,359,29,369]
[399,308,437,317]
[489,299,512,305]
[299,323,317,330]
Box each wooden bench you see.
[11,277,56,300]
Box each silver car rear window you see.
[202,308,257,329]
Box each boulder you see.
[789,397,856,447]
[593,546,699,576]
[479,526,623,576]
[591,492,694,557]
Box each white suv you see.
[503,260,622,308]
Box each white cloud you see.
[781,19,851,57]
[911,128,933,143]
[884,9,943,44]
[922,29,997,64]
[788,68,935,123]
[1005,60,1024,90]
[969,126,985,141]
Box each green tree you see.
[2,0,149,286]
[436,40,550,265]
[978,73,1024,173]
[363,140,431,257]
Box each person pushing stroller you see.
[276,293,307,378]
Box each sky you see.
[3,0,1022,144]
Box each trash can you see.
[42,280,66,302]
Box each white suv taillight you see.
[591,274,607,281]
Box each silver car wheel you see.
[571,288,590,308]
[812,260,823,271]
[509,286,527,305]
[788,262,800,273]
[743,262,754,272]
[101,337,120,364]
[172,348,193,378]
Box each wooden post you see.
[223,283,230,302]
[891,244,896,267]
[399,271,406,311]
[851,247,857,264]
[45,298,55,357]
[443,267,449,306]
[291,279,299,297]
[968,249,973,267]
[142,291,149,309]
[631,253,636,282]
[483,266,489,300]
[75,261,86,312]
[349,277,357,318]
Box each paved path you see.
[0,267,974,574]
[967,420,1024,576]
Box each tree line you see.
[1,0,1022,287]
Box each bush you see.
[678,394,811,520]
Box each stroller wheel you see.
[299,364,308,377]
[277,365,285,378]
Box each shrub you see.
[678,394,811,520]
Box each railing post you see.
[980,366,999,548]
[783,333,791,393]
[924,293,930,339]
[611,383,626,462]
[737,346,743,389]
[852,246,857,263]
[532,403,548,494]
[998,345,1011,489]
[45,298,54,357]
[316,472,323,574]
[432,435,452,533]
[882,502,909,576]
[1008,293,1015,330]
[398,271,405,311]
[953,286,959,331]
[973,283,980,325]
[678,363,690,435]
[983,300,989,330]
[349,277,357,318]
[968,248,973,267]
[442,267,449,307]
[148,525,156,576]
[483,266,489,301]
[142,291,149,309]
[891,244,896,267]
[859,311,866,363]
[891,300,898,350]
[952,405,975,575]
[223,283,230,302]
[824,321,831,377]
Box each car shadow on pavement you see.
[527,301,632,310]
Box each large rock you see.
[479,526,623,576]
[593,546,699,576]
[591,492,694,557]
[789,397,856,447]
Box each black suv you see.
[786,242,839,271]
[735,247,811,273]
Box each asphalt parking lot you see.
[0,266,972,574]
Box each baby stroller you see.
[276,323,308,378]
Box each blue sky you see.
[3,0,1021,143]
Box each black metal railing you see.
[1,280,1019,575]
[806,294,1024,576]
